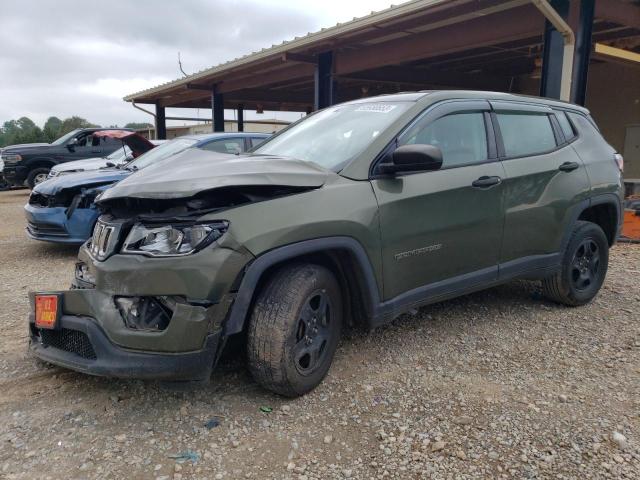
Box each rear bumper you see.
[29,315,219,381]
[24,203,96,244]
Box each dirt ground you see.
[0,189,638,479]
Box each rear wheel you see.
[27,168,50,189]
[542,221,609,306]
[247,263,342,397]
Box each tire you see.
[26,168,51,189]
[542,221,609,306]
[247,263,342,397]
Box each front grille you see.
[38,328,97,360]
[27,221,68,237]
[89,219,122,260]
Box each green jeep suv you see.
[29,91,624,396]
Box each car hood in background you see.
[2,143,51,155]
[93,130,155,157]
[53,157,113,173]
[98,150,331,201]
[34,168,130,195]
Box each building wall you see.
[138,120,288,140]
[585,62,640,179]
[511,62,640,179]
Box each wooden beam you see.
[338,65,515,90]
[335,5,544,75]
[281,52,316,64]
[596,0,640,30]
[186,83,214,91]
[216,63,315,94]
[158,88,210,107]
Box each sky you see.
[0,0,409,128]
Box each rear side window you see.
[555,111,576,141]
[250,137,266,148]
[400,112,488,167]
[496,112,557,157]
[202,138,244,154]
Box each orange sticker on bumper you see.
[35,294,59,329]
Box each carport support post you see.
[155,104,166,140]
[314,51,336,110]
[539,0,570,100]
[211,86,224,132]
[570,0,594,106]
[237,104,244,132]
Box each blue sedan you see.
[24,132,270,244]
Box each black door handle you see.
[472,176,502,188]
[559,161,579,172]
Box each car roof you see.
[171,132,268,146]
[341,90,589,114]
[188,132,269,139]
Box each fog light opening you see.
[115,296,173,331]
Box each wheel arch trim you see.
[224,236,381,335]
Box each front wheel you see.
[27,168,51,189]
[247,263,342,397]
[542,221,609,306]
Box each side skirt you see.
[369,253,560,328]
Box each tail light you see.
[614,153,624,172]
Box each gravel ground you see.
[0,189,638,479]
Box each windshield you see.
[253,102,412,170]
[106,146,131,162]
[51,129,82,146]
[126,138,198,170]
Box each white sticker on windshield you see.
[354,104,397,113]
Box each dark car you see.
[1,143,50,190]
[1,128,134,188]
[24,132,270,244]
[28,91,623,397]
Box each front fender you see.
[224,236,381,335]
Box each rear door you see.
[491,101,591,270]
[371,100,506,300]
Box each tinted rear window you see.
[496,113,556,157]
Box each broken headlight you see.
[122,221,228,257]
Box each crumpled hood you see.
[34,168,130,195]
[97,150,331,201]
[53,157,110,173]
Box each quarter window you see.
[496,112,557,157]
[555,111,576,141]
[400,112,488,167]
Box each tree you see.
[59,116,98,136]
[0,115,101,147]
[124,122,154,130]
[43,116,63,143]
[0,117,45,146]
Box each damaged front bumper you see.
[28,242,253,381]
[28,312,221,381]
[24,203,97,244]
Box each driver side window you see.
[72,133,90,148]
[399,112,488,168]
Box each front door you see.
[371,101,505,300]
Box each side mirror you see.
[66,138,78,151]
[379,144,443,175]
